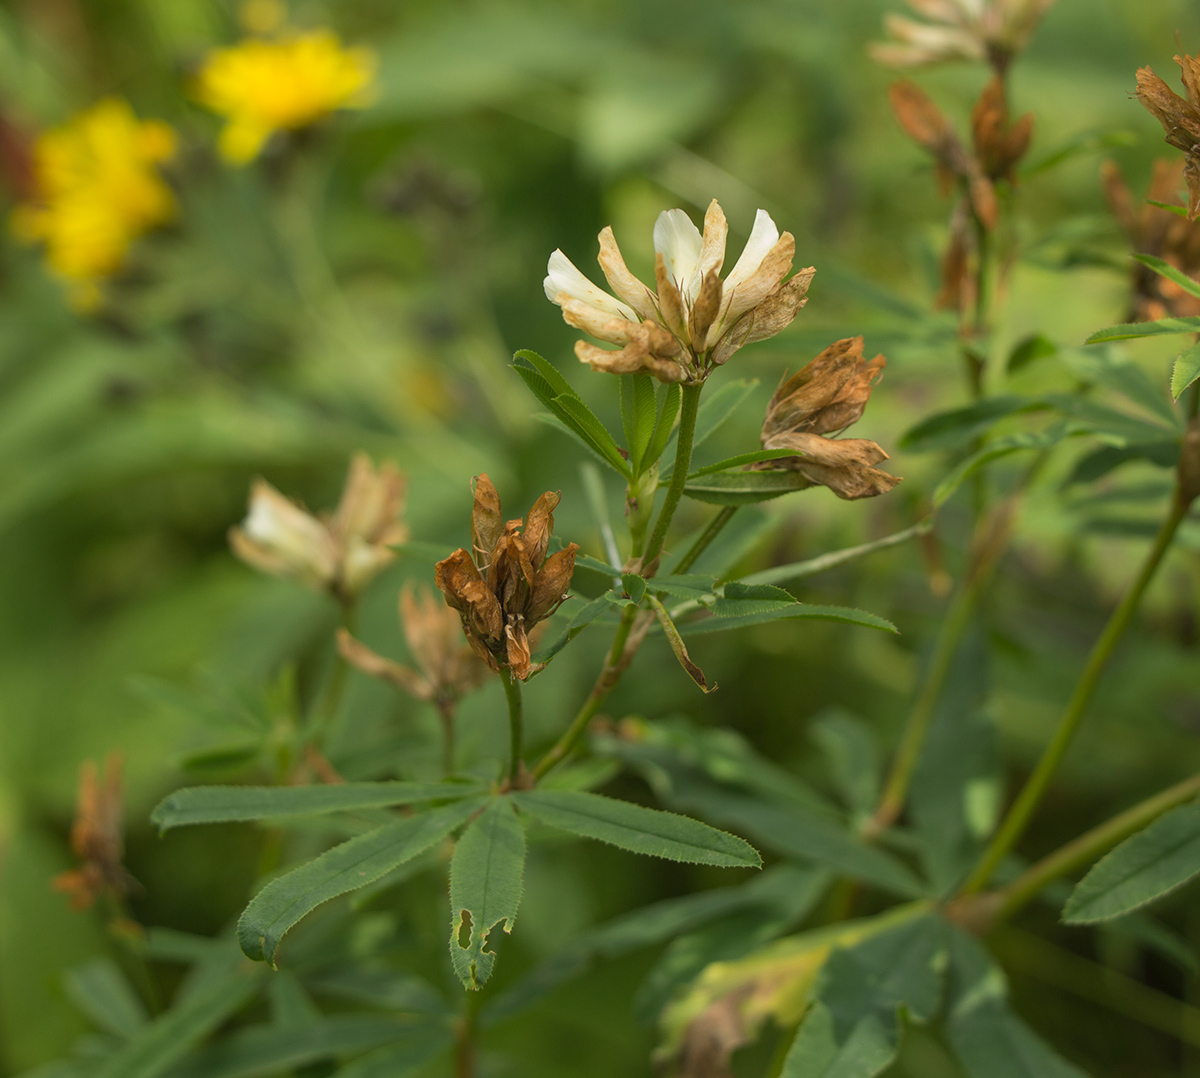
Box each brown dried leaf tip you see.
[434,475,578,681]
[545,200,814,383]
[230,453,409,600]
[53,754,136,910]
[338,582,491,706]
[871,0,1059,71]
[753,337,902,501]
[1136,53,1200,220]
[1103,158,1200,320]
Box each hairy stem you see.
[644,383,703,566]
[501,669,524,784]
[961,494,1189,895]
[674,505,738,575]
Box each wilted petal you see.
[717,230,795,330]
[653,208,704,298]
[331,454,407,546]
[688,269,723,353]
[231,479,338,589]
[557,294,640,345]
[471,474,504,570]
[1136,67,1200,154]
[688,199,729,301]
[597,226,657,319]
[337,628,433,700]
[574,339,688,382]
[436,548,504,645]
[655,252,688,337]
[544,249,639,320]
[340,536,398,596]
[522,491,560,569]
[527,543,577,623]
[713,266,814,362]
[505,620,534,681]
[722,209,781,297]
[763,431,901,500]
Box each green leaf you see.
[901,396,1046,454]
[153,782,485,831]
[1064,440,1180,486]
[687,449,798,477]
[332,1025,457,1078]
[811,711,881,819]
[686,585,898,635]
[306,966,450,1016]
[512,348,578,401]
[238,798,487,964]
[621,373,657,472]
[934,428,1066,508]
[1146,198,1191,217]
[450,797,527,990]
[93,968,261,1078]
[512,789,761,868]
[648,593,714,692]
[1007,334,1057,374]
[1085,315,1200,343]
[684,469,814,504]
[1172,341,1200,400]
[621,572,647,604]
[533,589,622,664]
[649,573,719,601]
[167,1015,441,1078]
[1059,347,1180,429]
[945,929,1088,1078]
[64,959,148,1040]
[1063,800,1200,924]
[644,382,682,467]
[1133,253,1200,300]
[782,1002,895,1078]
[552,394,631,477]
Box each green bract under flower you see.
[544,199,815,384]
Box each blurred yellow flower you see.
[194,29,375,164]
[11,98,176,310]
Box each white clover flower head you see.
[544,199,814,383]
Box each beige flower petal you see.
[597,226,657,319]
[544,249,639,320]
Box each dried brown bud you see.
[971,75,1033,182]
[753,337,901,501]
[53,754,135,910]
[435,476,578,680]
[1136,57,1200,220]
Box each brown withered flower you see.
[544,199,814,383]
[230,452,408,601]
[871,0,1059,72]
[53,754,136,910]
[338,582,490,709]
[1135,53,1200,220]
[751,337,901,501]
[434,475,578,681]
[1103,158,1200,321]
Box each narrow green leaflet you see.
[934,427,1065,508]
[1172,341,1200,400]
[64,959,148,1040]
[533,590,622,664]
[1085,314,1200,343]
[239,798,487,964]
[153,782,486,831]
[620,373,657,472]
[450,797,527,990]
[1133,253,1200,300]
[684,470,813,505]
[782,1002,895,1078]
[1007,333,1057,374]
[512,789,761,868]
[511,348,577,401]
[94,968,261,1078]
[900,396,1043,454]
[945,929,1088,1078]
[644,382,682,466]
[553,394,631,477]
[684,582,897,635]
[166,1016,436,1078]
[1064,440,1179,486]
[1146,199,1190,217]
[648,594,714,692]
[687,449,798,477]
[1063,800,1200,924]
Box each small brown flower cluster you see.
[545,200,814,383]
[753,337,901,501]
[889,77,1032,311]
[1103,159,1200,321]
[872,0,1059,72]
[53,755,135,911]
[230,453,408,602]
[1135,52,1200,221]
[338,583,490,709]
[435,476,577,681]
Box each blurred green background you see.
[3,0,1200,1074]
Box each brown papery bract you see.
[1136,57,1200,220]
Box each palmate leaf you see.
[239,798,488,964]
[1063,800,1200,924]
[512,789,761,868]
[450,797,527,990]
[152,781,487,831]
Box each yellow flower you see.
[194,29,375,164]
[11,98,176,310]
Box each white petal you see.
[722,210,781,295]
[652,209,703,301]
[544,250,638,320]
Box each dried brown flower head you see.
[871,0,1059,71]
[545,199,814,383]
[434,475,578,681]
[1135,53,1200,220]
[752,337,901,501]
[53,754,135,910]
[971,75,1033,183]
[230,453,408,600]
[338,582,490,706]
[1103,158,1200,320]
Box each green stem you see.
[644,383,703,566]
[501,669,524,784]
[314,600,357,739]
[991,769,1200,922]
[674,505,738,575]
[102,893,160,1015]
[455,987,480,1078]
[437,698,457,777]
[961,495,1189,895]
